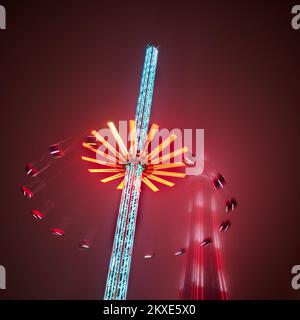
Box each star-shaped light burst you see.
[81,121,188,192]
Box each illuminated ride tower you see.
[21,45,234,301]
[82,46,188,300]
[104,46,158,300]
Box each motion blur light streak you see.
[151,163,185,170]
[88,168,121,173]
[219,220,231,232]
[100,173,125,183]
[181,191,206,300]
[129,120,137,156]
[140,123,159,157]
[151,170,186,178]
[91,129,124,162]
[78,239,92,250]
[21,177,47,199]
[107,122,129,157]
[117,179,125,190]
[174,249,186,256]
[141,176,159,192]
[49,144,64,158]
[25,163,38,177]
[145,174,175,187]
[225,198,237,213]
[147,133,177,161]
[213,174,226,190]
[51,228,65,237]
[31,209,45,220]
[82,142,117,163]
[212,199,228,300]
[152,146,188,164]
[81,156,117,167]
[180,169,236,300]
[200,237,212,247]
[144,254,154,259]
[21,186,33,199]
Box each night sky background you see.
[0,0,299,299]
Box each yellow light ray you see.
[152,147,188,164]
[153,163,185,170]
[146,174,175,187]
[117,178,125,190]
[147,133,177,161]
[82,142,117,163]
[151,170,186,178]
[129,120,136,156]
[88,168,120,173]
[141,123,159,156]
[81,156,117,167]
[91,130,125,162]
[101,173,125,183]
[142,177,159,192]
[107,122,129,157]
[85,142,98,146]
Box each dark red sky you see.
[0,0,299,299]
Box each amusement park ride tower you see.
[82,45,187,300]
[104,45,158,300]
[22,45,233,300]
[81,45,231,300]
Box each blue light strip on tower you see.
[104,165,134,299]
[104,46,158,300]
[117,164,143,299]
[135,46,158,151]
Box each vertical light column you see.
[104,46,158,300]
[135,46,158,151]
